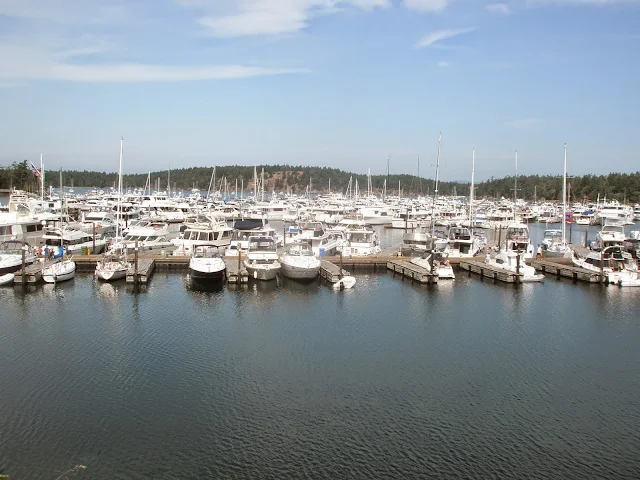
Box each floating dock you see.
[13,260,58,284]
[386,259,438,284]
[532,260,602,283]
[126,258,155,284]
[319,260,351,283]
[223,258,248,284]
[459,259,524,283]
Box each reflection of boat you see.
[42,259,76,283]
[0,272,15,286]
[280,243,320,281]
[332,276,356,289]
[244,236,281,281]
[189,246,226,282]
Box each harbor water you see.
[1,260,640,478]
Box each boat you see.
[487,250,544,282]
[444,226,482,258]
[332,276,356,289]
[243,236,281,281]
[111,222,176,253]
[504,223,535,259]
[189,245,226,282]
[42,226,106,255]
[411,251,455,279]
[592,220,626,251]
[43,170,76,283]
[541,145,572,259]
[0,273,15,286]
[571,246,635,282]
[42,257,76,283]
[339,224,381,257]
[171,216,233,256]
[95,253,129,281]
[0,240,36,274]
[280,243,320,281]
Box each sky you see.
[0,0,639,181]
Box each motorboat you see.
[0,273,15,286]
[171,217,233,256]
[332,276,356,289]
[571,246,634,282]
[592,220,626,251]
[411,251,455,279]
[401,230,435,256]
[243,236,281,281]
[42,227,106,255]
[225,218,282,258]
[444,226,483,258]
[0,240,36,274]
[540,229,571,258]
[42,258,76,283]
[488,250,544,282]
[504,223,535,259]
[339,224,381,257]
[111,223,176,253]
[280,243,320,281]
[189,245,226,282]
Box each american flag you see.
[28,160,42,181]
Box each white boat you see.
[171,217,232,256]
[244,236,281,281]
[95,255,129,281]
[332,276,356,289]
[112,223,176,253]
[42,226,106,255]
[339,224,381,257]
[488,250,544,282]
[0,273,15,286]
[0,240,36,274]
[42,258,76,283]
[445,226,482,258]
[411,252,455,279]
[504,223,535,259]
[541,229,571,258]
[189,246,226,282]
[571,247,636,283]
[280,243,320,281]
[592,220,626,251]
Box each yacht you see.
[572,246,636,284]
[339,225,381,257]
[487,250,544,282]
[280,243,321,281]
[444,226,482,257]
[0,240,36,274]
[411,251,455,279]
[225,218,281,258]
[171,218,233,256]
[540,229,571,258]
[112,223,176,253]
[401,230,435,256]
[592,220,626,251]
[42,227,106,255]
[189,246,226,282]
[504,223,535,259]
[244,236,281,281]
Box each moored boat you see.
[280,243,320,281]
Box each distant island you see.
[2,161,640,203]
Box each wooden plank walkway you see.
[386,259,438,284]
[319,260,351,283]
[532,260,602,283]
[126,258,155,284]
[459,260,522,283]
[13,260,58,284]
[224,258,248,284]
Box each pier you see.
[532,260,602,283]
[459,259,524,283]
[13,260,58,284]
[126,258,155,284]
[319,260,351,283]
[386,259,438,284]
[224,257,249,284]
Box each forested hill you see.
[2,161,640,203]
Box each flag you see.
[29,161,42,181]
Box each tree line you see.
[2,161,640,203]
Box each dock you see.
[386,259,438,284]
[13,260,58,284]
[319,260,351,283]
[223,257,248,284]
[459,259,524,283]
[126,258,155,284]
[532,260,602,283]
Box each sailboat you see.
[96,137,131,282]
[542,144,572,258]
[42,170,76,283]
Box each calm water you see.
[1,265,639,479]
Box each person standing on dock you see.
[536,244,543,260]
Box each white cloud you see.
[415,28,476,48]
[404,0,450,13]
[505,118,543,129]
[526,0,640,5]
[188,0,390,38]
[437,60,450,67]
[486,3,511,14]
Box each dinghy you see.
[332,276,356,290]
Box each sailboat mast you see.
[116,137,123,243]
[59,168,64,256]
[430,132,442,235]
[40,153,44,201]
[469,147,475,231]
[207,167,215,199]
[514,150,518,222]
[562,143,567,242]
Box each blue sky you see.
[0,0,638,181]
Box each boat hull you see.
[244,261,281,281]
[42,261,76,283]
[96,267,128,282]
[189,267,225,282]
[280,263,319,281]
[0,273,15,286]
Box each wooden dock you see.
[532,260,602,283]
[126,258,155,284]
[13,260,58,284]
[459,260,523,283]
[386,259,438,284]
[224,257,248,284]
[319,260,351,283]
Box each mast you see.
[430,132,441,236]
[386,155,390,200]
[469,147,475,231]
[513,150,518,222]
[116,137,123,243]
[167,164,170,196]
[417,154,421,196]
[562,143,567,243]
[59,168,64,257]
[261,168,264,202]
[40,153,44,201]
[207,167,215,199]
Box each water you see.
[1,268,640,479]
